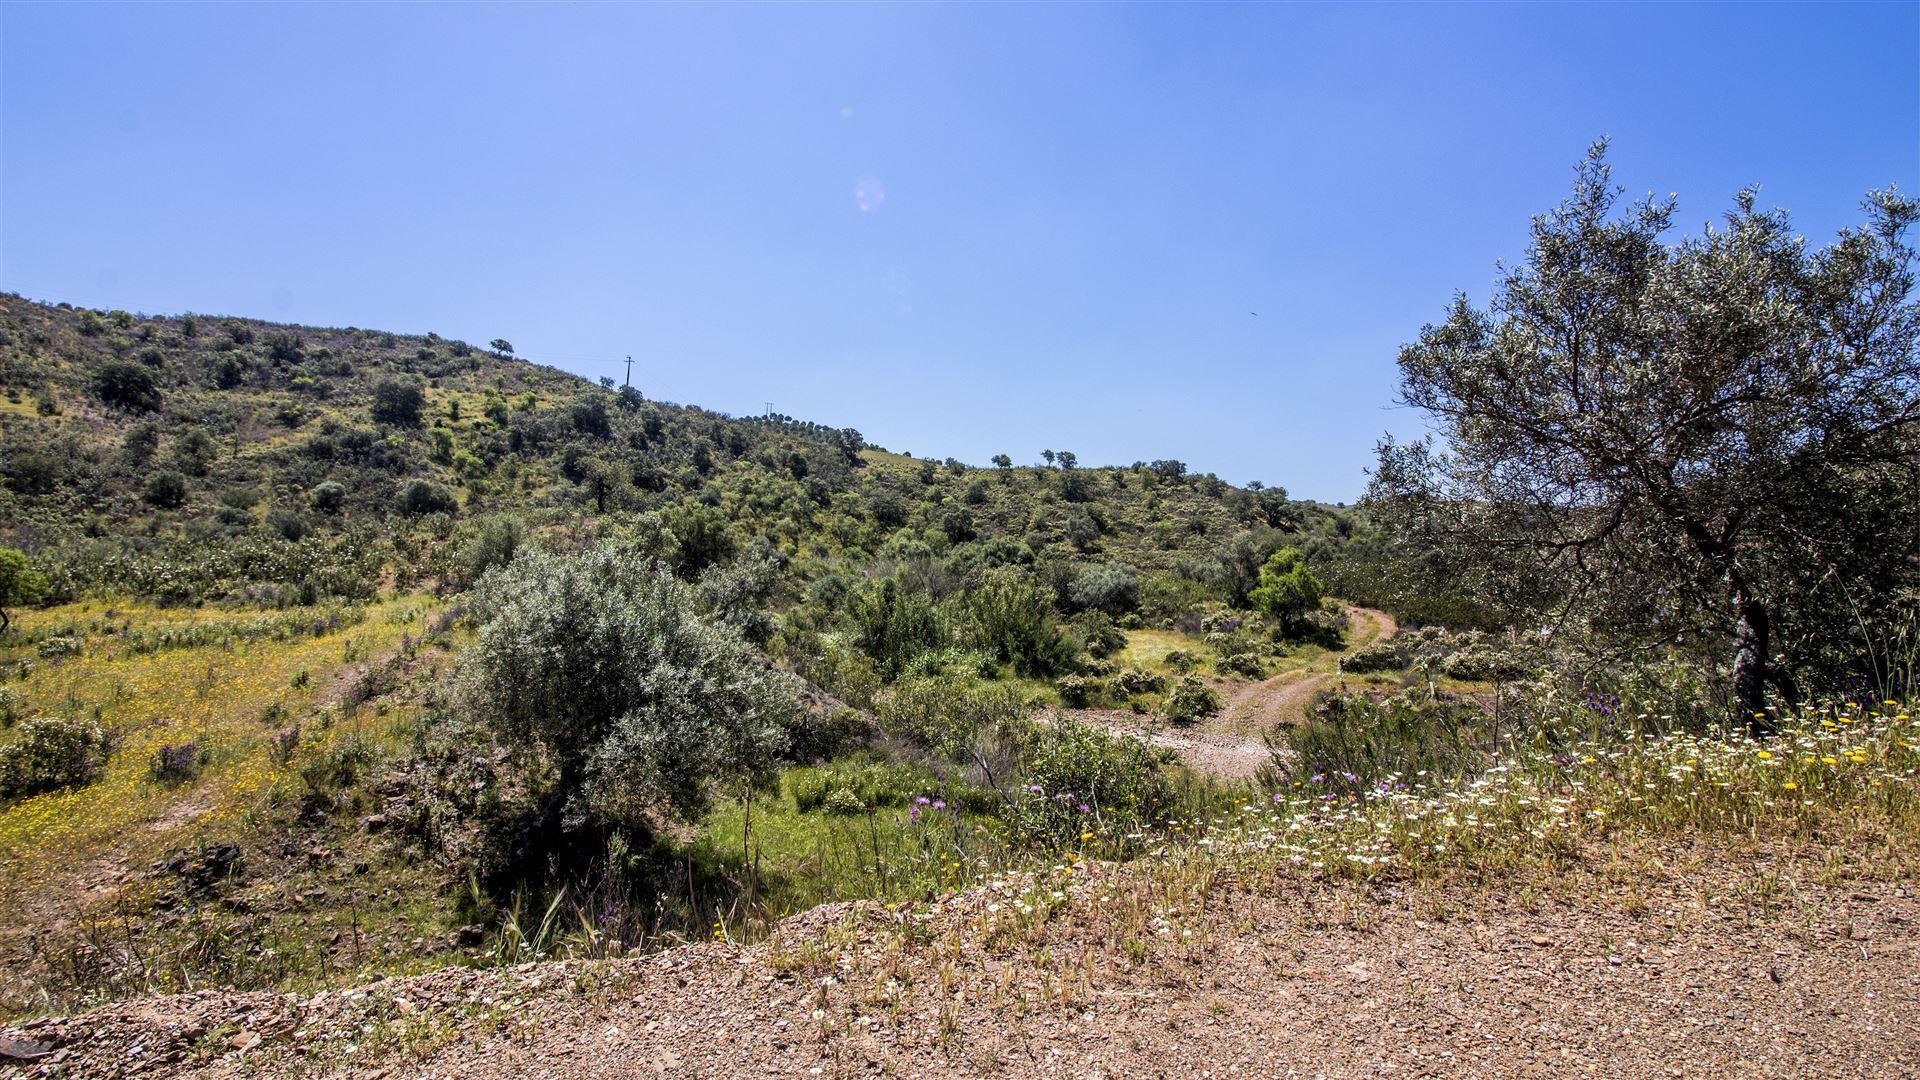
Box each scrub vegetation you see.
[0,148,1914,1078]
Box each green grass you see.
[1116,629,1207,675]
[690,763,1016,926]
[0,594,451,1016]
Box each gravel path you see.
[7,841,1914,1078]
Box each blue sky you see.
[3,3,1915,501]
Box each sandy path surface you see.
[1054,707,1275,780]
[11,843,1914,1078]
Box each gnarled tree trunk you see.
[1728,573,1773,733]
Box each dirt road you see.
[13,840,1914,1078]
[1077,604,1399,781]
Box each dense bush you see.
[1247,546,1323,637]
[143,471,189,509]
[309,481,347,514]
[458,547,800,833]
[1276,692,1489,792]
[1008,717,1172,848]
[370,377,425,427]
[1073,612,1127,659]
[1163,676,1221,724]
[1067,562,1139,616]
[0,717,109,799]
[396,479,458,516]
[875,675,1026,759]
[1341,641,1403,673]
[91,361,163,414]
[1055,674,1096,707]
[849,577,946,680]
[0,547,50,636]
[458,516,523,585]
[958,569,1074,677]
[1216,651,1265,678]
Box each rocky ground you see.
[5,836,1914,1078]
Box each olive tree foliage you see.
[1371,144,1920,722]
[457,547,800,833]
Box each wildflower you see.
[1782,781,1797,791]
[1757,750,1773,761]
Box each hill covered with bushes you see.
[0,293,1355,616]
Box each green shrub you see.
[1008,718,1171,848]
[371,377,425,427]
[957,569,1074,678]
[397,479,458,516]
[1115,667,1165,696]
[267,507,310,542]
[0,717,109,799]
[1277,692,1489,792]
[459,547,800,832]
[1072,612,1127,659]
[143,471,189,509]
[309,481,347,514]
[1068,562,1139,616]
[91,360,163,414]
[1217,651,1265,678]
[1056,674,1095,707]
[849,577,946,680]
[1247,546,1323,638]
[1163,676,1221,724]
[1341,641,1403,673]
[1440,645,1535,681]
[0,548,50,637]
[459,516,523,584]
[875,675,1026,758]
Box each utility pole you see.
[624,356,633,389]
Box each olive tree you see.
[1372,144,1920,723]
[458,547,799,832]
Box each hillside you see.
[0,294,1384,1023]
[2,294,1914,1079]
[0,294,1335,606]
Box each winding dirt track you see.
[1082,605,1399,781]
